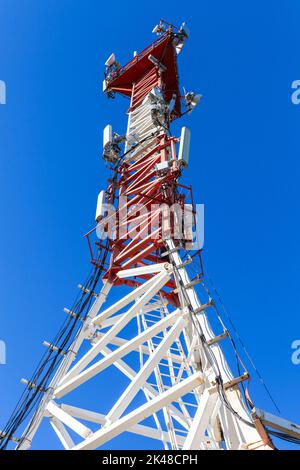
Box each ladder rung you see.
[158,362,181,370]
[180,401,198,408]
[173,427,188,434]
[63,308,83,321]
[207,331,229,346]
[144,312,163,319]
[159,372,176,378]
[172,278,202,294]
[42,341,66,356]
[151,342,180,354]
[223,373,250,390]
[175,257,192,269]
[148,382,159,388]
[161,247,180,257]
[77,284,98,298]
[148,382,171,390]
[184,278,202,289]
[193,300,214,314]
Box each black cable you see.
[0,241,109,449]
[171,249,300,449]
[166,247,264,438]
[201,264,281,414]
[0,117,141,449]
[179,244,280,416]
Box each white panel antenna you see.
[178,127,191,167]
[95,190,106,222]
[155,161,170,173]
[103,124,113,148]
[105,53,116,67]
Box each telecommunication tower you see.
[1,20,300,451]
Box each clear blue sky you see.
[0,0,299,450]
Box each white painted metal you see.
[252,408,300,440]
[49,417,75,450]
[16,280,112,449]
[165,238,270,449]
[117,263,169,278]
[95,190,106,222]
[103,124,112,148]
[178,127,191,167]
[16,76,274,451]
[183,388,220,449]
[54,309,181,398]
[105,315,187,423]
[58,271,171,386]
[46,401,92,439]
[60,404,185,446]
[155,161,170,172]
[105,53,116,67]
[72,373,204,450]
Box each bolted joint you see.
[63,307,83,322]
[42,341,66,356]
[20,378,46,393]
[163,262,173,274]
[78,284,98,298]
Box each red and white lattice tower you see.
[12,21,277,450]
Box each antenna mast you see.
[3,20,299,451]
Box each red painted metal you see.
[85,26,199,302]
[105,31,181,118]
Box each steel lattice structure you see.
[2,20,300,451]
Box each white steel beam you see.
[46,401,92,439]
[101,345,191,430]
[98,313,124,329]
[50,417,75,450]
[92,272,166,325]
[117,263,171,278]
[252,408,300,440]
[59,271,171,385]
[106,315,187,423]
[95,332,183,363]
[72,372,204,450]
[54,309,181,398]
[60,404,185,446]
[16,280,112,450]
[165,239,271,448]
[183,388,220,449]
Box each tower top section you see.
[103,20,189,120]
